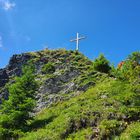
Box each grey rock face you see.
[0,49,93,112]
[0,53,32,88]
[40,69,79,95]
[0,53,32,103]
[0,69,9,87]
[6,54,32,77]
[35,69,80,111]
[0,89,9,104]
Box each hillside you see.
[0,49,140,140]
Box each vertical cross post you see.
[76,32,79,51]
[70,32,86,51]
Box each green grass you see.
[119,122,140,140]
[1,49,139,140]
[66,127,93,140]
[20,78,140,140]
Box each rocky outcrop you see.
[36,68,81,110]
[0,49,94,111]
[6,53,32,77]
[0,89,9,104]
[0,53,32,88]
[0,69,9,87]
[0,53,33,103]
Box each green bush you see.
[93,54,111,73]
[74,55,83,61]
[115,51,140,81]
[119,122,140,140]
[41,62,55,74]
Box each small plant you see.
[93,54,111,73]
[74,55,83,61]
[41,62,55,74]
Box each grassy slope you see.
[0,49,139,139]
[20,77,140,140]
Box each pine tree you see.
[0,65,38,138]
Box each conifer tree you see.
[0,65,38,138]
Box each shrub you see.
[120,122,140,139]
[93,54,111,73]
[74,55,83,61]
[41,62,55,74]
[99,120,125,139]
[116,51,140,81]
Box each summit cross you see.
[70,33,86,51]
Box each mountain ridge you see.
[0,49,140,140]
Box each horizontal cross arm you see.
[70,39,77,42]
[70,36,86,42]
[78,36,86,40]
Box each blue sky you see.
[0,0,140,68]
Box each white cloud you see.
[0,0,16,11]
[0,36,3,48]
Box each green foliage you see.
[66,127,93,140]
[74,54,84,61]
[119,122,140,140]
[99,120,125,139]
[1,50,140,140]
[109,51,140,83]
[126,52,140,81]
[20,78,140,140]
[41,62,55,74]
[128,51,140,64]
[0,65,38,139]
[93,54,111,73]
